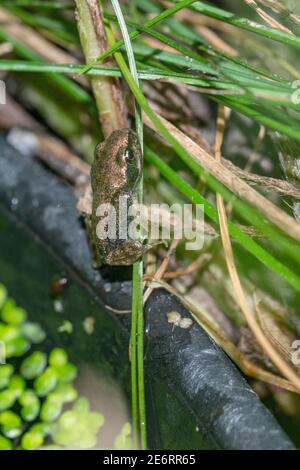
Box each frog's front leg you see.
[104,239,166,266]
[104,240,144,266]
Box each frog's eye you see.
[125,148,135,162]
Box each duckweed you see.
[0,282,106,450]
[20,391,40,422]
[20,352,47,380]
[49,348,68,368]
[5,336,30,358]
[54,363,77,384]
[40,395,63,423]
[0,389,17,411]
[21,322,46,344]
[8,375,26,399]
[52,399,104,449]
[21,430,44,450]
[1,299,27,325]
[0,411,23,439]
[34,367,58,396]
[0,434,13,450]
[54,383,78,403]
[114,422,133,450]
[0,364,14,390]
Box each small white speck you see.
[104,283,111,293]
[82,316,95,335]
[179,318,193,329]
[53,299,64,313]
[11,197,19,209]
[167,311,181,326]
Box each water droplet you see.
[104,283,111,293]
[11,197,19,210]
[82,316,95,335]
[53,299,64,313]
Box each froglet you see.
[89,128,145,266]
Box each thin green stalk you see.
[130,268,139,447]
[1,59,298,110]
[109,1,146,449]
[0,59,278,91]
[0,1,72,8]
[132,262,145,448]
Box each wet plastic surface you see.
[0,136,295,449]
[145,289,295,449]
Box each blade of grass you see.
[3,5,76,43]
[1,55,300,144]
[217,96,300,143]
[105,11,290,84]
[0,29,90,105]
[0,1,72,8]
[170,0,300,49]
[110,0,146,449]
[1,58,299,110]
[137,0,207,44]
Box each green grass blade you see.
[109,1,146,449]
[171,0,300,49]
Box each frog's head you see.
[119,128,142,189]
[94,128,142,193]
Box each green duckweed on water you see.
[20,352,47,380]
[0,282,111,450]
[114,422,133,450]
[0,364,14,389]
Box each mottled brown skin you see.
[90,128,144,266]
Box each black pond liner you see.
[0,135,295,450]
